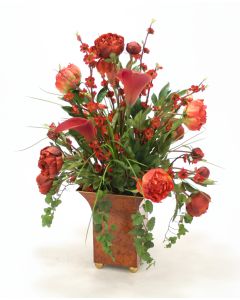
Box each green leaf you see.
[96,86,108,103]
[41,214,53,227]
[151,93,158,105]
[147,217,155,231]
[111,224,117,231]
[143,200,153,213]
[51,199,61,208]
[94,224,102,233]
[132,213,144,225]
[158,83,170,102]
[183,182,198,193]
[144,241,154,249]
[184,214,193,224]
[178,224,188,237]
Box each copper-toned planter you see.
[80,191,143,271]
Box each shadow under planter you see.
[79,191,143,272]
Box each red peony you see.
[137,168,174,203]
[36,173,54,195]
[38,146,63,178]
[55,64,81,94]
[126,41,142,55]
[118,69,151,106]
[183,99,207,130]
[94,33,124,59]
[186,192,211,217]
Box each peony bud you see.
[126,42,142,55]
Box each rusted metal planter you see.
[80,191,143,272]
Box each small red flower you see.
[140,63,147,71]
[63,91,74,101]
[72,105,80,115]
[85,76,96,88]
[144,128,154,140]
[189,85,200,92]
[167,167,174,178]
[80,43,89,53]
[94,116,106,127]
[85,101,107,113]
[151,116,161,129]
[147,69,157,79]
[178,168,188,179]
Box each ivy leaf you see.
[184,214,193,224]
[41,214,53,227]
[147,217,155,231]
[132,213,144,225]
[177,224,188,238]
[143,200,153,213]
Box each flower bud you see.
[126,42,141,55]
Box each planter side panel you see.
[80,192,142,268]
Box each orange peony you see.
[137,168,174,203]
[55,64,81,94]
[183,100,207,130]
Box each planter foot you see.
[129,267,138,273]
[94,262,104,269]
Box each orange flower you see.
[94,33,124,58]
[118,69,151,106]
[55,64,81,94]
[183,100,207,130]
[96,59,117,85]
[137,168,174,203]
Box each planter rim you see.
[79,190,143,200]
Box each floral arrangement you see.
[36,21,214,268]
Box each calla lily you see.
[55,117,96,141]
[118,69,152,105]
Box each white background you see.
[0,0,240,297]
